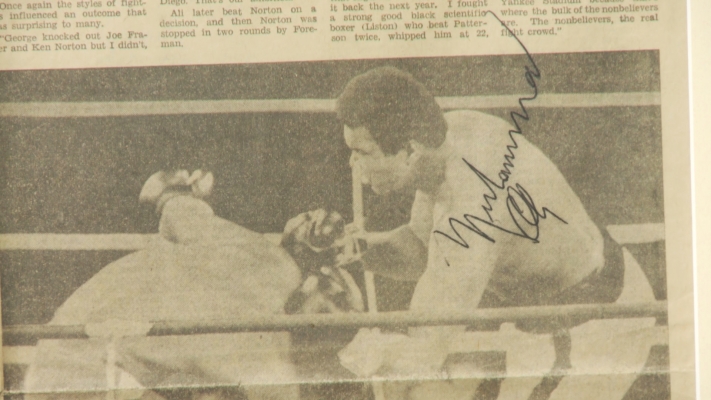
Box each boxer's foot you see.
[139,170,190,205]
[139,170,214,213]
[187,169,214,199]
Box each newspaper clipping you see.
[0,0,695,399]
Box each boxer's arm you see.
[360,225,427,281]
[358,190,434,281]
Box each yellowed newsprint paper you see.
[690,0,711,395]
[0,0,695,399]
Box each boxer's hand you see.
[282,209,345,251]
[335,226,368,267]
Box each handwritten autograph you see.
[434,11,567,251]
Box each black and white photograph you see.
[1,49,669,400]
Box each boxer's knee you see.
[159,196,215,244]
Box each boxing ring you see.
[0,93,668,399]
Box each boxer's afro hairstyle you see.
[336,67,448,155]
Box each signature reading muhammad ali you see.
[434,11,567,249]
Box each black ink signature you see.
[434,166,567,246]
[434,11,567,253]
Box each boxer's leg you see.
[139,170,217,244]
[525,330,570,400]
[158,196,215,244]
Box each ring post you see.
[352,163,386,400]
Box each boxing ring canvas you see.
[0,51,669,399]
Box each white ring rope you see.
[0,92,660,118]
